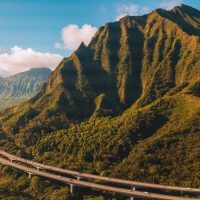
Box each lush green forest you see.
[0,4,199,200]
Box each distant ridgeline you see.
[0,4,199,199]
[0,68,51,109]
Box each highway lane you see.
[0,150,200,194]
[0,156,198,200]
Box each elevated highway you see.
[0,150,199,194]
[0,150,199,199]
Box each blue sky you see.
[0,0,199,76]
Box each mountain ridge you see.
[1,4,199,134]
[0,67,51,109]
[0,5,199,199]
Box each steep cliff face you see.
[89,6,200,106]
[39,4,199,113]
[0,4,199,140]
[0,5,199,196]
[0,68,51,109]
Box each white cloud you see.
[116,3,149,20]
[0,46,63,77]
[159,0,183,10]
[55,24,98,51]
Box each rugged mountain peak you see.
[6,67,52,80]
[118,15,132,21]
[149,4,199,36]
[74,41,91,58]
[178,3,200,11]
[172,4,200,16]
[1,4,199,138]
[76,42,86,52]
[0,5,200,196]
[28,67,52,74]
[79,41,86,48]
[0,67,51,109]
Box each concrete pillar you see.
[70,184,74,196]
[130,186,136,200]
[28,173,32,179]
[9,158,13,162]
[36,167,40,171]
[77,176,81,181]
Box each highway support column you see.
[130,186,136,200]
[70,184,74,196]
[28,173,32,179]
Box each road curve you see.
[0,157,198,200]
[0,150,200,194]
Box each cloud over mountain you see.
[55,24,98,50]
[0,46,62,77]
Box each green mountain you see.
[0,68,51,110]
[0,4,199,199]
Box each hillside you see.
[0,68,51,110]
[33,82,200,186]
[0,4,199,199]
